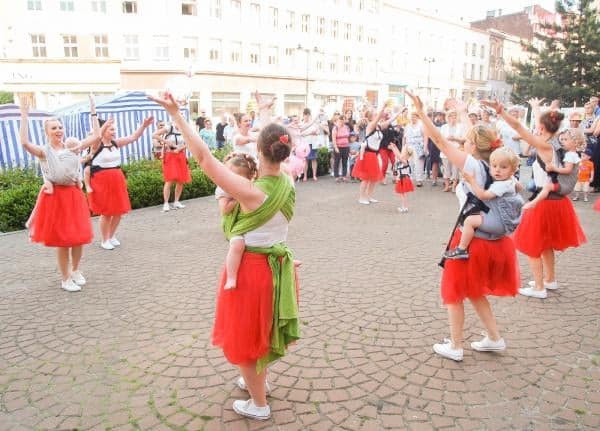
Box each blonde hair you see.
[490,147,519,172]
[223,152,258,180]
[465,125,498,162]
[566,128,586,151]
[64,137,80,149]
[43,117,63,138]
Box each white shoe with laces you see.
[232,399,270,420]
[109,237,120,247]
[471,335,506,352]
[236,377,272,395]
[162,203,170,212]
[369,198,379,203]
[70,270,86,286]
[61,279,81,292]
[519,286,547,299]
[173,201,185,209]
[100,241,115,250]
[433,339,463,361]
[358,199,370,205]
[527,280,558,290]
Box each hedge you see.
[0,146,331,233]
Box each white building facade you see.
[1,0,491,115]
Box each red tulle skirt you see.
[29,185,93,247]
[514,197,587,258]
[88,168,131,216]
[352,152,383,181]
[441,229,519,304]
[212,252,274,365]
[395,176,414,193]
[162,151,191,183]
[594,198,600,212]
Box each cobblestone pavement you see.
[1,175,599,431]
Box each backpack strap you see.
[479,160,493,190]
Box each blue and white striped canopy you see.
[0,104,53,171]
[60,91,190,164]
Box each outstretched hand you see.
[18,94,31,114]
[147,92,180,115]
[462,171,476,185]
[527,97,545,108]
[142,116,155,128]
[255,91,276,110]
[481,100,503,114]
[89,93,96,112]
[403,89,424,113]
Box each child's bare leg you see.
[43,180,54,194]
[224,237,245,290]
[83,166,93,192]
[458,214,483,250]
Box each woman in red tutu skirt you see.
[153,122,191,212]
[490,100,587,299]
[88,116,154,250]
[352,107,386,204]
[150,91,300,421]
[19,97,102,292]
[406,90,519,362]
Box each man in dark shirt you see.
[195,109,206,132]
[216,116,227,149]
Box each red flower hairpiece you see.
[279,134,289,144]
[490,138,502,149]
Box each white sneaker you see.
[527,280,558,290]
[162,203,170,212]
[232,399,270,421]
[61,279,81,292]
[369,198,379,203]
[172,201,185,209]
[397,207,408,213]
[358,199,370,205]
[471,336,506,352]
[70,270,86,286]
[100,241,115,250]
[433,339,463,361]
[236,377,272,395]
[109,237,120,247]
[519,287,547,299]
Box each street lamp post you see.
[424,57,435,99]
[298,45,320,107]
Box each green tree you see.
[0,92,14,104]
[508,0,600,105]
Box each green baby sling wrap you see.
[222,174,300,373]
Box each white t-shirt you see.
[488,177,518,197]
[233,133,258,160]
[456,155,488,209]
[439,123,464,159]
[563,151,580,164]
[496,120,521,156]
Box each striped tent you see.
[59,91,189,164]
[0,104,53,171]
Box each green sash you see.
[222,174,299,373]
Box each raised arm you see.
[19,97,45,159]
[148,92,265,211]
[115,117,154,147]
[366,106,385,135]
[255,91,274,128]
[404,90,467,170]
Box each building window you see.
[183,37,198,61]
[230,0,241,21]
[470,64,475,79]
[153,35,169,60]
[269,7,278,28]
[356,57,363,74]
[122,1,137,13]
[344,23,351,40]
[30,34,46,57]
[317,17,326,35]
[249,44,260,64]
[123,34,139,60]
[94,34,109,57]
[209,0,221,18]
[91,1,107,13]
[209,39,222,62]
[343,55,351,73]
[62,35,78,57]
[212,92,240,117]
[471,43,476,56]
[60,1,74,11]
[480,45,485,58]
[367,32,376,45]
[182,0,196,15]
[357,25,363,42]
[331,20,339,38]
[479,65,484,80]
[250,3,260,24]
[315,53,324,71]
[463,63,467,78]
[464,42,468,56]
[284,94,305,116]
[359,0,365,9]
[301,14,310,33]
[229,41,242,63]
[328,54,337,72]
[286,10,295,30]
[27,0,42,10]
[267,46,278,66]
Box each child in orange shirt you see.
[573,148,594,202]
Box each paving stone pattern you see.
[1,176,599,431]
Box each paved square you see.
[1,177,599,430]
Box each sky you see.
[407,0,557,21]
